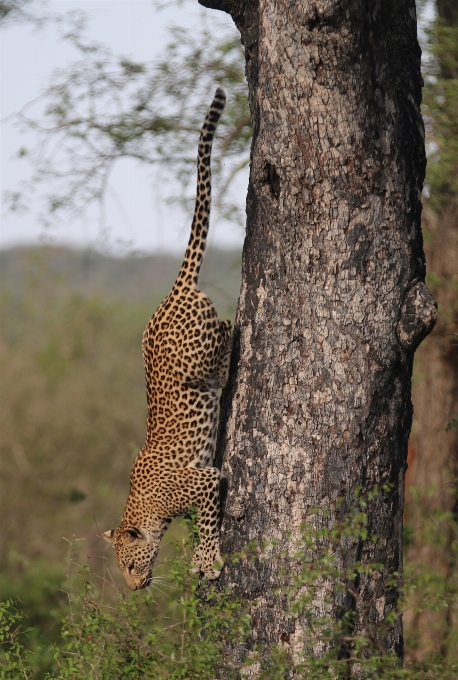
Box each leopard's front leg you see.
[169,467,222,579]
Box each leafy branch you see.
[5,13,251,232]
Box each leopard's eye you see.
[127,561,134,573]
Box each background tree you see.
[404,0,458,662]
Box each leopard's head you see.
[103,525,159,590]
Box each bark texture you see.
[200,0,434,669]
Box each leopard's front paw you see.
[202,555,224,580]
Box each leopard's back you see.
[141,284,223,469]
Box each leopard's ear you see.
[103,529,115,543]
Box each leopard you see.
[103,88,232,590]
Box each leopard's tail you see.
[177,87,226,288]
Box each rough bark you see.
[200,0,435,670]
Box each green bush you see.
[2,501,457,679]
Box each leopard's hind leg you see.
[215,320,232,388]
[167,467,223,579]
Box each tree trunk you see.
[200,0,435,670]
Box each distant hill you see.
[0,245,242,318]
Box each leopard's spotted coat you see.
[104,88,232,589]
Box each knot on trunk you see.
[266,162,280,199]
[396,282,437,352]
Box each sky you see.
[1,0,246,254]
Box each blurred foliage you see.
[418,0,458,348]
[410,10,458,661]
[409,14,458,669]
[0,0,47,27]
[404,488,458,665]
[0,253,147,565]
[422,17,458,212]
[0,560,66,677]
